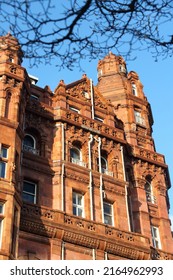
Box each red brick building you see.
[0,33,173,260]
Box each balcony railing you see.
[23,144,39,155]
[101,168,114,177]
[71,157,87,168]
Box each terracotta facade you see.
[0,34,173,260]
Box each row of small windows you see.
[70,104,145,127]
[69,106,104,123]
[70,146,113,176]
[22,181,114,226]
[73,192,113,225]
[22,135,113,176]
[21,180,160,248]
[0,145,156,205]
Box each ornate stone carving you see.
[106,242,138,259]
[20,219,57,238]
[63,231,99,248]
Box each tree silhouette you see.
[0,0,173,68]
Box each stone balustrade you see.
[21,203,149,249]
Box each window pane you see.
[70,148,80,160]
[104,202,113,225]
[104,203,112,215]
[104,215,112,225]
[77,208,83,217]
[145,182,151,193]
[73,193,76,204]
[73,206,76,215]
[0,162,6,178]
[73,192,84,217]
[77,195,82,205]
[1,148,8,158]
[0,204,3,214]
[22,181,36,203]
[23,135,35,148]
[153,227,157,238]
[23,181,35,194]
[101,157,107,169]
[22,193,35,203]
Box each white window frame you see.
[0,202,5,248]
[22,180,37,204]
[0,146,8,178]
[145,181,156,204]
[72,192,84,217]
[94,116,103,123]
[70,147,86,167]
[101,156,108,172]
[23,134,36,149]
[134,110,145,126]
[23,134,39,155]
[151,226,161,249]
[103,201,113,226]
[132,83,138,96]
[30,94,39,101]
[69,106,79,113]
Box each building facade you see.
[0,33,173,260]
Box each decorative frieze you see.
[64,110,124,141]
[133,146,166,166]
[106,242,140,259]
[20,219,57,238]
[63,231,99,249]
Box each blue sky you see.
[23,50,173,228]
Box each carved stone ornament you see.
[63,231,99,249]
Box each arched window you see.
[101,156,108,172]
[97,152,113,176]
[4,92,11,118]
[70,144,86,167]
[23,134,39,155]
[144,176,156,204]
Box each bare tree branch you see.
[0,0,173,68]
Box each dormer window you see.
[132,83,137,96]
